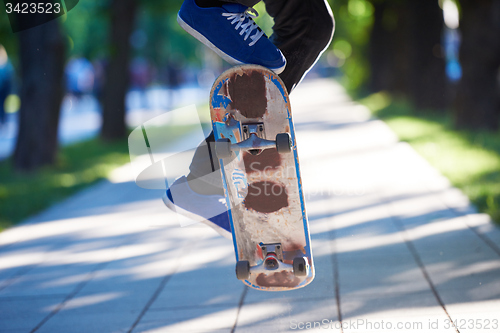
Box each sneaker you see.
[163,176,232,239]
[177,0,286,74]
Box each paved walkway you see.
[1,79,499,333]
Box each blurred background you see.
[0,0,499,230]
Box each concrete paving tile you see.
[462,213,500,253]
[334,226,407,255]
[152,278,245,309]
[0,266,34,291]
[438,186,477,215]
[56,283,159,315]
[0,246,49,273]
[340,291,456,333]
[136,328,231,333]
[0,295,66,331]
[335,238,408,258]
[72,243,185,291]
[35,310,138,333]
[388,198,455,229]
[443,300,500,333]
[328,194,384,217]
[235,323,341,333]
[235,299,339,333]
[338,251,428,296]
[424,258,500,301]
[436,277,500,304]
[334,215,398,238]
[133,305,238,332]
[0,262,103,297]
[401,215,499,257]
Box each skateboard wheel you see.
[293,257,307,277]
[216,138,232,158]
[276,133,292,153]
[236,260,250,280]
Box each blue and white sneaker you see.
[162,176,232,239]
[177,0,286,74]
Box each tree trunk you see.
[101,0,138,141]
[369,0,446,109]
[13,20,65,172]
[407,0,447,110]
[369,1,392,92]
[453,0,500,130]
[368,1,411,96]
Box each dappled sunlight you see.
[40,272,97,290]
[307,239,332,257]
[424,260,500,288]
[43,292,123,312]
[1,78,500,332]
[138,306,239,332]
[308,193,487,255]
[174,245,235,275]
[0,211,145,248]
[335,231,404,253]
[0,247,49,270]
[42,241,175,270]
[235,302,289,326]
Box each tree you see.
[407,0,447,110]
[100,0,138,141]
[368,0,446,110]
[368,0,411,95]
[13,20,65,171]
[453,0,500,130]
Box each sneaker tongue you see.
[221,3,248,13]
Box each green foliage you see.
[0,123,198,231]
[0,3,18,68]
[0,138,130,231]
[135,6,200,67]
[253,2,274,36]
[363,95,500,224]
[62,0,199,66]
[328,0,374,91]
[63,1,110,58]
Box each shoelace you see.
[222,8,265,47]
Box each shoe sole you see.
[177,14,286,74]
[162,194,232,239]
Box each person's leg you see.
[264,0,335,93]
[177,0,277,197]
[186,132,224,196]
[185,0,334,197]
[178,0,285,73]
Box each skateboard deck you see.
[210,65,314,291]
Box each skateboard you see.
[210,65,314,291]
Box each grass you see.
[0,123,199,231]
[0,139,130,231]
[359,92,500,224]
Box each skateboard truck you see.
[215,122,292,158]
[261,243,283,269]
[235,243,309,280]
